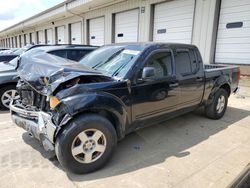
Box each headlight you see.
[50,96,60,109]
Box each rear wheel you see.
[205,88,228,119]
[0,85,19,110]
[55,114,117,174]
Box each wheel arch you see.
[54,93,128,141]
[73,109,124,140]
[0,82,17,89]
[219,83,231,97]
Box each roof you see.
[106,42,198,49]
[30,45,98,51]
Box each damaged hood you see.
[17,51,110,95]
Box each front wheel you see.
[55,114,117,174]
[205,88,228,119]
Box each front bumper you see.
[10,101,56,151]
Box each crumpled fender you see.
[54,91,128,139]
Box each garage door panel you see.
[156,5,194,16]
[156,0,194,9]
[154,19,193,29]
[31,33,36,43]
[25,34,30,44]
[216,52,250,59]
[153,0,195,44]
[46,29,53,44]
[155,9,193,21]
[156,33,193,44]
[217,28,250,39]
[219,11,250,21]
[216,57,250,64]
[115,9,139,43]
[218,21,250,30]
[215,0,250,64]
[216,37,250,44]
[38,31,44,44]
[57,26,65,44]
[89,17,104,46]
[71,22,82,44]
[216,44,250,53]
[153,26,192,33]
[21,35,24,47]
[220,5,250,15]
[221,0,250,8]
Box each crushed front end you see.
[10,80,56,151]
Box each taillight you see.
[237,69,241,81]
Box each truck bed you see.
[203,64,239,98]
[204,64,239,72]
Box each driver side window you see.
[142,51,172,79]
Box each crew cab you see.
[10,43,240,174]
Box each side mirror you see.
[142,67,155,79]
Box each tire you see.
[205,88,228,119]
[55,114,117,174]
[0,85,18,110]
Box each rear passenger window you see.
[175,49,197,76]
[67,50,92,61]
[49,50,67,59]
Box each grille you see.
[17,80,48,110]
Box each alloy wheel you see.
[71,129,107,164]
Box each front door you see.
[131,49,180,123]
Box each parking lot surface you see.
[0,79,250,188]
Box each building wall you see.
[0,0,219,64]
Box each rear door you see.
[175,48,204,108]
[131,49,179,122]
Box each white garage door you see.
[38,30,44,44]
[71,22,82,44]
[153,0,195,44]
[89,17,105,46]
[215,0,250,64]
[57,26,65,44]
[21,35,24,47]
[31,32,36,44]
[115,9,139,43]
[46,29,53,44]
[25,34,30,45]
[16,36,19,47]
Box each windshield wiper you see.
[92,48,124,70]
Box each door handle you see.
[169,83,179,87]
[196,77,203,81]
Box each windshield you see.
[79,46,142,78]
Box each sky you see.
[0,0,64,31]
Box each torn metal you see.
[17,51,112,96]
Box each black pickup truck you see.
[10,43,239,174]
